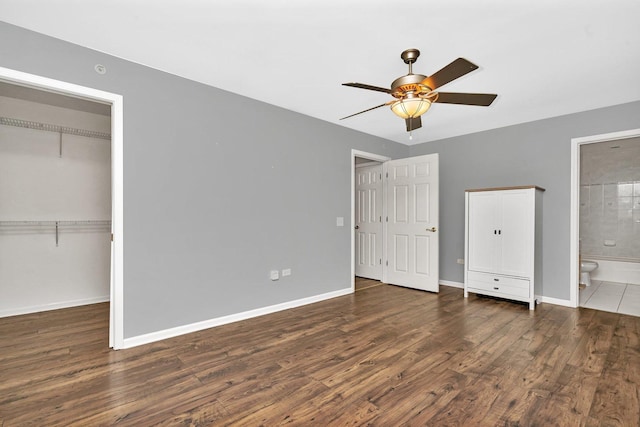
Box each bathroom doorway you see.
[571,129,640,316]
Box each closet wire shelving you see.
[0,116,111,140]
[0,220,112,247]
[0,116,112,246]
[0,116,111,157]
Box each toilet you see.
[580,260,598,286]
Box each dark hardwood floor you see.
[1,279,639,426]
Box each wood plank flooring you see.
[1,279,639,426]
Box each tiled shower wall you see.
[580,137,640,260]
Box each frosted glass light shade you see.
[390,98,432,119]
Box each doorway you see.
[350,149,440,293]
[351,150,390,291]
[0,66,124,349]
[570,128,640,311]
[355,159,383,281]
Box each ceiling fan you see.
[341,49,497,133]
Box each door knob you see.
[426,227,437,232]
[355,225,360,229]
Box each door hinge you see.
[379,216,382,222]
[379,258,382,265]
[111,233,114,242]
[380,173,382,180]
[386,172,389,178]
[386,260,388,266]
[386,216,388,222]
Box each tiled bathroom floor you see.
[580,280,640,316]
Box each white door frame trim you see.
[0,66,125,349]
[569,128,640,307]
[351,149,391,291]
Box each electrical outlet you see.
[457,258,465,265]
[270,270,279,281]
[282,268,291,277]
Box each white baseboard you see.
[123,287,353,349]
[440,280,464,289]
[0,295,110,318]
[537,295,575,308]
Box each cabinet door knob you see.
[426,227,437,232]
[354,225,359,230]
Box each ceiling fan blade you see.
[340,102,390,120]
[342,82,392,94]
[422,58,479,90]
[434,92,497,106]
[405,116,422,132]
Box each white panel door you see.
[385,154,439,292]
[355,164,383,279]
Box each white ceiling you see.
[2,0,639,145]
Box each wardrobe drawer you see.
[467,271,530,298]
[467,271,529,288]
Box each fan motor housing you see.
[391,74,431,98]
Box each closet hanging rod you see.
[0,117,111,140]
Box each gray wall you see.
[0,22,408,338]
[409,101,640,300]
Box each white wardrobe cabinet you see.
[464,186,544,310]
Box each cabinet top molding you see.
[465,185,546,193]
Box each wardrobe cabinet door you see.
[467,192,498,273]
[497,190,533,277]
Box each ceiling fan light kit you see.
[341,48,497,133]
[390,97,432,119]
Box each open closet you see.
[0,81,112,317]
